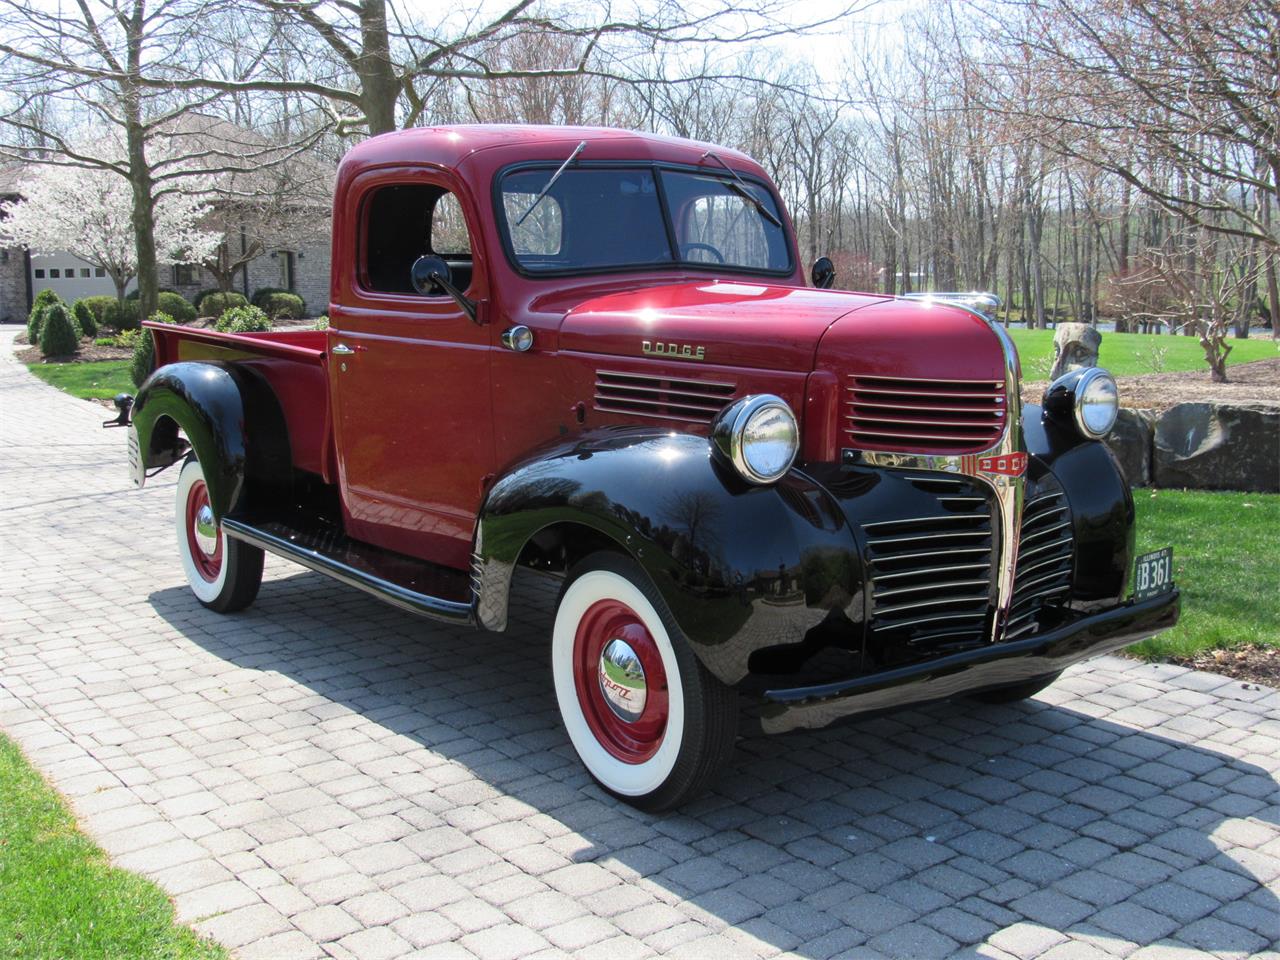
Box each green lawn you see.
[1127,489,1280,660]
[0,735,226,960]
[1009,328,1276,378]
[25,360,132,400]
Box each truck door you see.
[329,173,494,570]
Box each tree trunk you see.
[358,0,399,134]
[124,1,159,322]
[1262,188,1280,341]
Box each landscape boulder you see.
[1050,322,1102,380]
[1105,408,1156,487]
[1153,402,1280,492]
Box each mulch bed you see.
[18,340,133,364]
[1024,357,1280,413]
[1165,645,1280,689]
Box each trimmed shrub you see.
[27,289,63,343]
[156,291,196,324]
[192,288,222,310]
[312,315,329,330]
[125,286,179,301]
[130,311,177,387]
[198,291,248,318]
[214,305,272,334]
[250,286,286,306]
[103,298,141,330]
[256,291,305,320]
[78,295,117,328]
[39,303,80,357]
[72,300,98,338]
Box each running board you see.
[221,517,475,626]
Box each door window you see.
[363,184,474,294]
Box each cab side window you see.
[363,184,473,294]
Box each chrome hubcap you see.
[193,504,218,555]
[598,637,647,723]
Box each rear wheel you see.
[175,457,263,613]
[552,552,737,811]
[970,671,1062,704]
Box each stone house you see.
[0,118,334,324]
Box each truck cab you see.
[128,125,1179,810]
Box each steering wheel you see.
[682,242,725,264]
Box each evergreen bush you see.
[72,300,98,338]
[39,303,80,357]
[197,291,248,318]
[130,311,177,387]
[156,291,196,324]
[256,291,305,320]
[214,305,272,334]
[27,289,62,343]
[78,295,117,328]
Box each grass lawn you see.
[0,734,226,960]
[25,360,132,400]
[1127,489,1280,661]
[1009,328,1276,378]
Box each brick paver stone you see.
[0,327,1277,959]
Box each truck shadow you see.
[148,568,1278,957]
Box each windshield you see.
[498,165,792,276]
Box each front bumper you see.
[751,588,1179,734]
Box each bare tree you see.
[0,0,322,318]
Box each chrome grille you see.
[594,370,735,423]
[1005,481,1074,640]
[863,477,995,650]
[846,375,1006,453]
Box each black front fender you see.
[131,362,290,520]
[475,429,864,686]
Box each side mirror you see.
[410,255,451,295]
[410,254,479,324]
[811,256,835,289]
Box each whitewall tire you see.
[174,457,263,612]
[552,552,737,811]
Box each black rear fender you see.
[131,361,291,520]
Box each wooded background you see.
[1,0,1275,341]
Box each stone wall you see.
[1104,403,1279,492]
[164,238,331,317]
[0,246,28,325]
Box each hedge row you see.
[130,305,275,386]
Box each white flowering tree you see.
[0,161,219,307]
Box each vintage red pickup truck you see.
[126,125,1179,809]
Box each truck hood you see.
[559,280,887,371]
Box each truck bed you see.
[146,322,334,480]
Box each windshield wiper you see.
[700,150,782,228]
[515,140,587,226]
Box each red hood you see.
[559,280,886,371]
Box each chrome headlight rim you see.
[1043,366,1118,440]
[711,394,799,485]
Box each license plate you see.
[1134,547,1173,600]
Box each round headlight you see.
[1075,368,1118,438]
[712,395,799,484]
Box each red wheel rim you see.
[185,479,222,582]
[573,599,669,764]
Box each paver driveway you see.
[1,328,1277,960]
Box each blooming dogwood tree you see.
[0,162,220,306]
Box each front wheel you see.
[175,457,263,613]
[552,552,738,811]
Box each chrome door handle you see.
[332,343,355,355]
